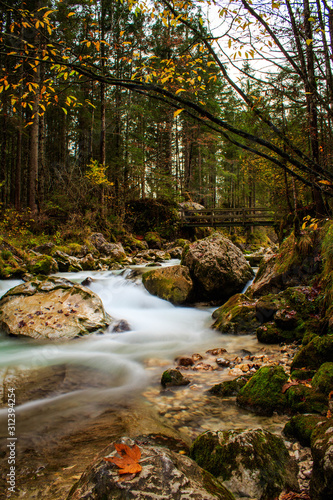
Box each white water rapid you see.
[0,266,282,444]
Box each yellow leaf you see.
[228,39,232,48]
[175,89,185,95]
[95,41,100,51]
[306,39,313,45]
[67,12,75,17]
[174,109,184,118]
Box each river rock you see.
[161,368,190,387]
[181,232,253,303]
[135,249,171,262]
[190,428,299,500]
[67,435,234,500]
[142,265,194,305]
[310,418,333,500]
[311,362,333,395]
[291,334,333,371]
[236,365,288,415]
[283,414,325,447]
[0,277,112,340]
[212,293,259,334]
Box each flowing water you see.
[0,265,287,460]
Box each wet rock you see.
[209,375,250,397]
[311,362,333,396]
[256,322,297,344]
[181,232,253,303]
[0,276,112,340]
[81,277,93,287]
[291,335,333,371]
[80,253,97,271]
[236,365,288,416]
[283,415,325,447]
[190,428,299,500]
[67,435,234,500]
[112,320,131,333]
[310,418,333,500]
[161,369,190,388]
[142,265,194,305]
[215,358,230,367]
[212,293,259,334]
[176,356,194,367]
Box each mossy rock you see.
[161,368,190,388]
[144,231,164,249]
[0,253,26,279]
[311,362,333,396]
[290,368,316,380]
[190,428,298,500]
[208,375,251,397]
[256,322,303,344]
[212,293,259,334]
[236,365,288,415]
[310,417,333,500]
[27,255,59,275]
[142,265,194,305]
[291,335,333,370]
[283,414,324,447]
[285,384,328,415]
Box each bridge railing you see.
[180,208,277,227]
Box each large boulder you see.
[310,418,333,500]
[0,277,112,340]
[181,232,253,303]
[190,428,299,500]
[142,265,194,305]
[67,435,234,500]
[89,233,126,261]
[212,293,259,334]
[27,254,59,275]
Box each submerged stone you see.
[161,368,190,388]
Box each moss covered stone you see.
[256,322,304,344]
[236,365,288,415]
[27,254,58,275]
[190,428,298,500]
[283,414,324,447]
[290,368,316,380]
[311,362,333,396]
[285,384,328,415]
[310,417,333,500]
[212,294,259,334]
[291,335,333,370]
[145,231,163,249]
[208,375,251,397]
[142,265,194,305]
[161,368,190,388]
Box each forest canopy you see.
[0,0,332,221]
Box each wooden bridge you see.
[180,208,277,227]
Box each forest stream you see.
[0,263,290,499]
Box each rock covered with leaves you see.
[181,232,253,303]
[190,428,299,500]
[0,276,112,340]
[67,435,235,500]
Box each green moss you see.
[27,255,58,275]
[291,335,333,370]
[190,428,296,499]
[161,368,190,387]
[283,414,324,447]
[312,362,333,396]
[286,385,328,415]
[208,375,251,397]
[290,368,316,380]
[237,365,288,415]
[212,293,259,334]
